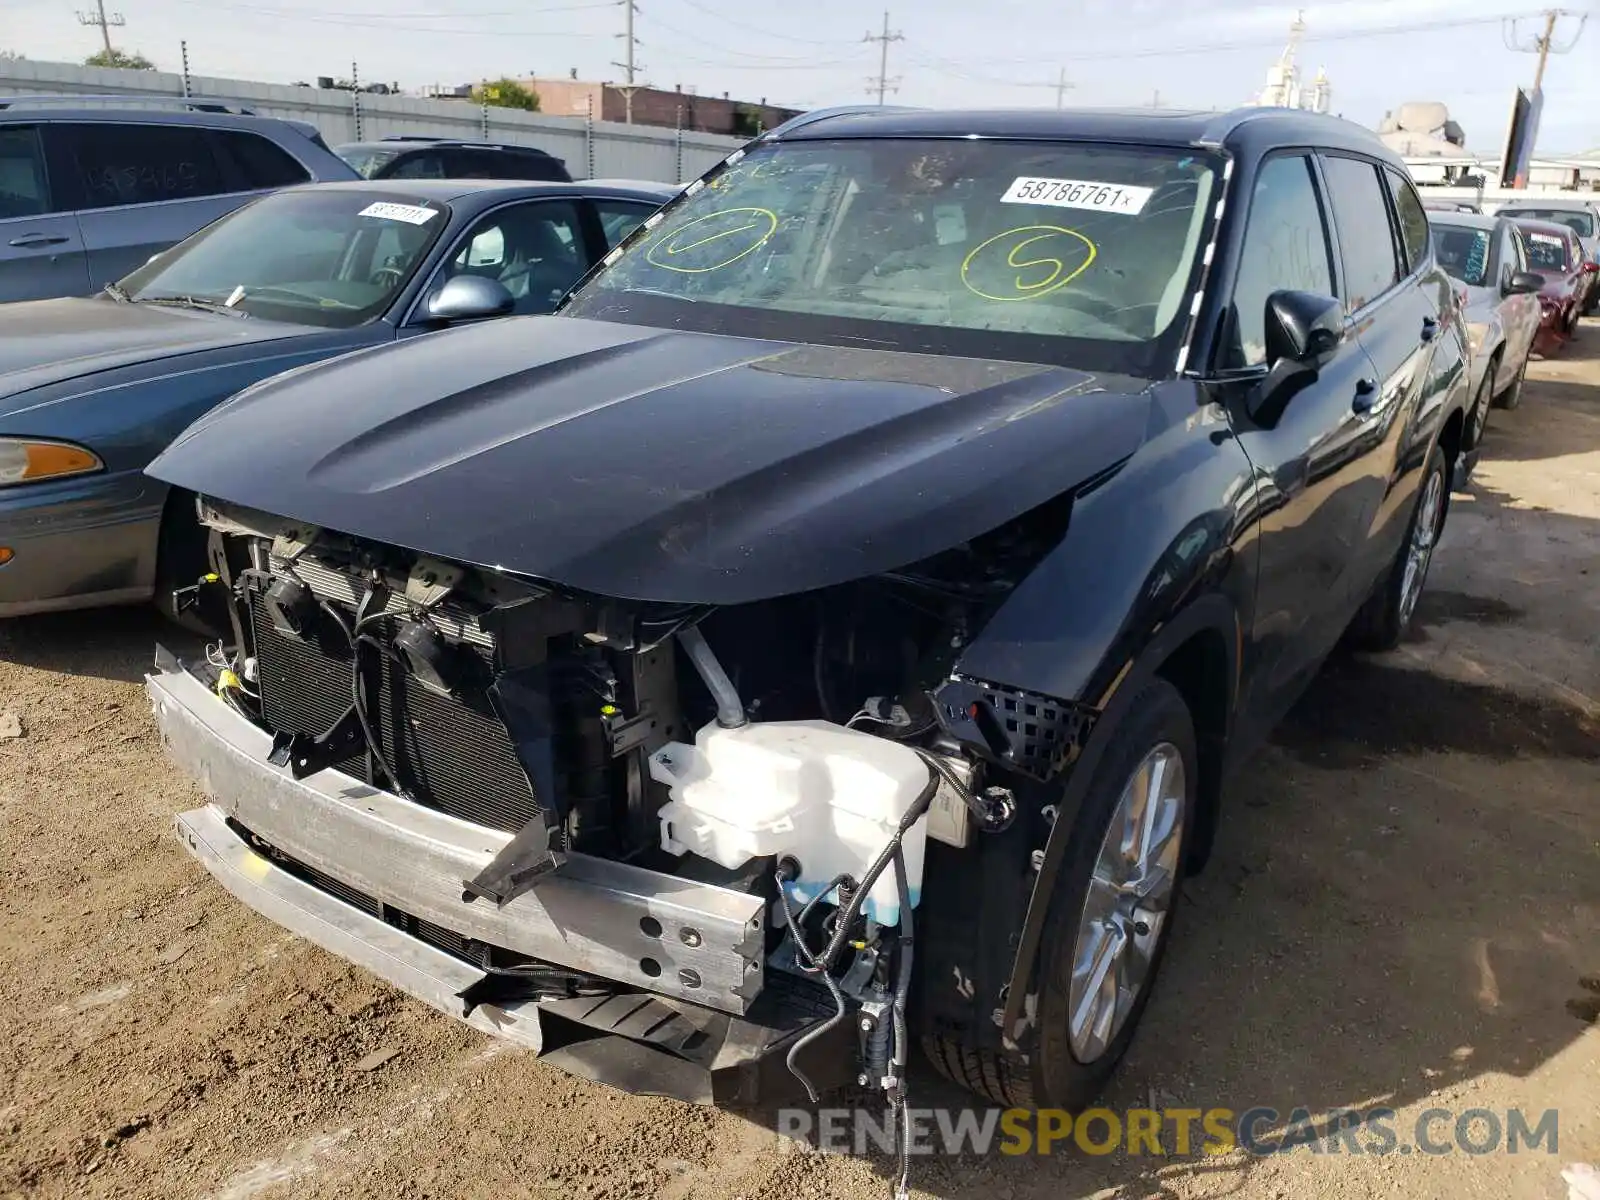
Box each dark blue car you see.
[0,177,673,619]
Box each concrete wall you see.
[0,59,747,183]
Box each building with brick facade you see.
[520,76,801,137]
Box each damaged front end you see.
[153,492,1088,1114]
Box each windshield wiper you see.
[137,294,249,318]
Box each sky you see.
[1,0,1596,153]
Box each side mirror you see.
[1246,291,1344,427]
[1505,271,1544,296]
[424,274,515,322]
[1264,289,1345,365]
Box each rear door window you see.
[1382,167,1430,274]
[59,122,228,209]
[214,130,310,189]
[388,151,448,180]
[1319,154,1402,311]
[0,126,52,218]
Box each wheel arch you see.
[991,590,1243,1044]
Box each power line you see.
[669,0,861,48]
[864,10,903,105]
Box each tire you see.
[1458,365,1494,483]
[152,490,223,636]
[1494,348,1527,410]
[924,678,1196,1110]
[1346,442,1448,653]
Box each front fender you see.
[952,382,1257,714]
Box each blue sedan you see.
[0,177,674,619]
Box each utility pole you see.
[1503,7,1587,94]
[1502,8,1587,186]
[1053,67,1073,109]
[863,11,903,105]
[76,0,125,55]
[611,0,644,124]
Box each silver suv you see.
[0,96,358,302]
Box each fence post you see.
[351,60,362,141]
[585,94,596,178]
[179,39,191,100]
[480,80,489,139]
[675,102,684,183]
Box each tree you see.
[85,48,155,70]
[471,78,539,112]
[0,50,26,62]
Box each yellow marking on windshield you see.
[961,224,1097,302]
[645,207,779,273]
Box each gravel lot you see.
[2,327,1597,1200]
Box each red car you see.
[1509,218,1587,355]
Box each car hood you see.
[148,316,1154,604]
[0,295,315,400]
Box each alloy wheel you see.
[1398,466,1444,629]
[1067,743,1186,1063]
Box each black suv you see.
[0,95,358,302]
[334,136,572,183]
[146,107,1468,1124]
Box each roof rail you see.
[759,104,921,141]
[0,93,256,115]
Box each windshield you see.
[1501,208,1595,239]
[1432,224,1492,287]
[335,146,402,179]
[117,189,446,328]
[563,138,1221,375]
[1521,229,1572,272]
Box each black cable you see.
[889,845,914,1200]
[776,871,847,1104]
[321,592,410,799]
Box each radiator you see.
[249,597,540,835]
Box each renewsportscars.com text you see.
[778,1106,1560,1158]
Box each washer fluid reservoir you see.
[648,720,932,926]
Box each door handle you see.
[1420,315,1438,343]
[7,233,70,249]
[1353,378,1378,414]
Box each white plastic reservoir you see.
[648,720,933,926]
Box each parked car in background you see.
[0,96,358,303]
[142,107,1470,1124]
[1423,199,1480,214]
[1495,197,1600,314]
[0,177,672,620]
[1509,217,1589,353]
[1428,212,1543,465]
[335,136,572,183]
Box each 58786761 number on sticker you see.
[1001,177,1154,214]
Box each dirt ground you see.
[2,326,1597,1200]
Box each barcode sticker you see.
[358,201,439,225]
[1001,177,1154,214]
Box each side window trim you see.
[1317,151,1407,318]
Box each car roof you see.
[1506,216,1578,240]
[0,101,313,137]
[768,105,1396,162]
[280,178,677,204]
[1495,197,1598,214]
[1427,212,1500,231]
[337,138,561,156]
